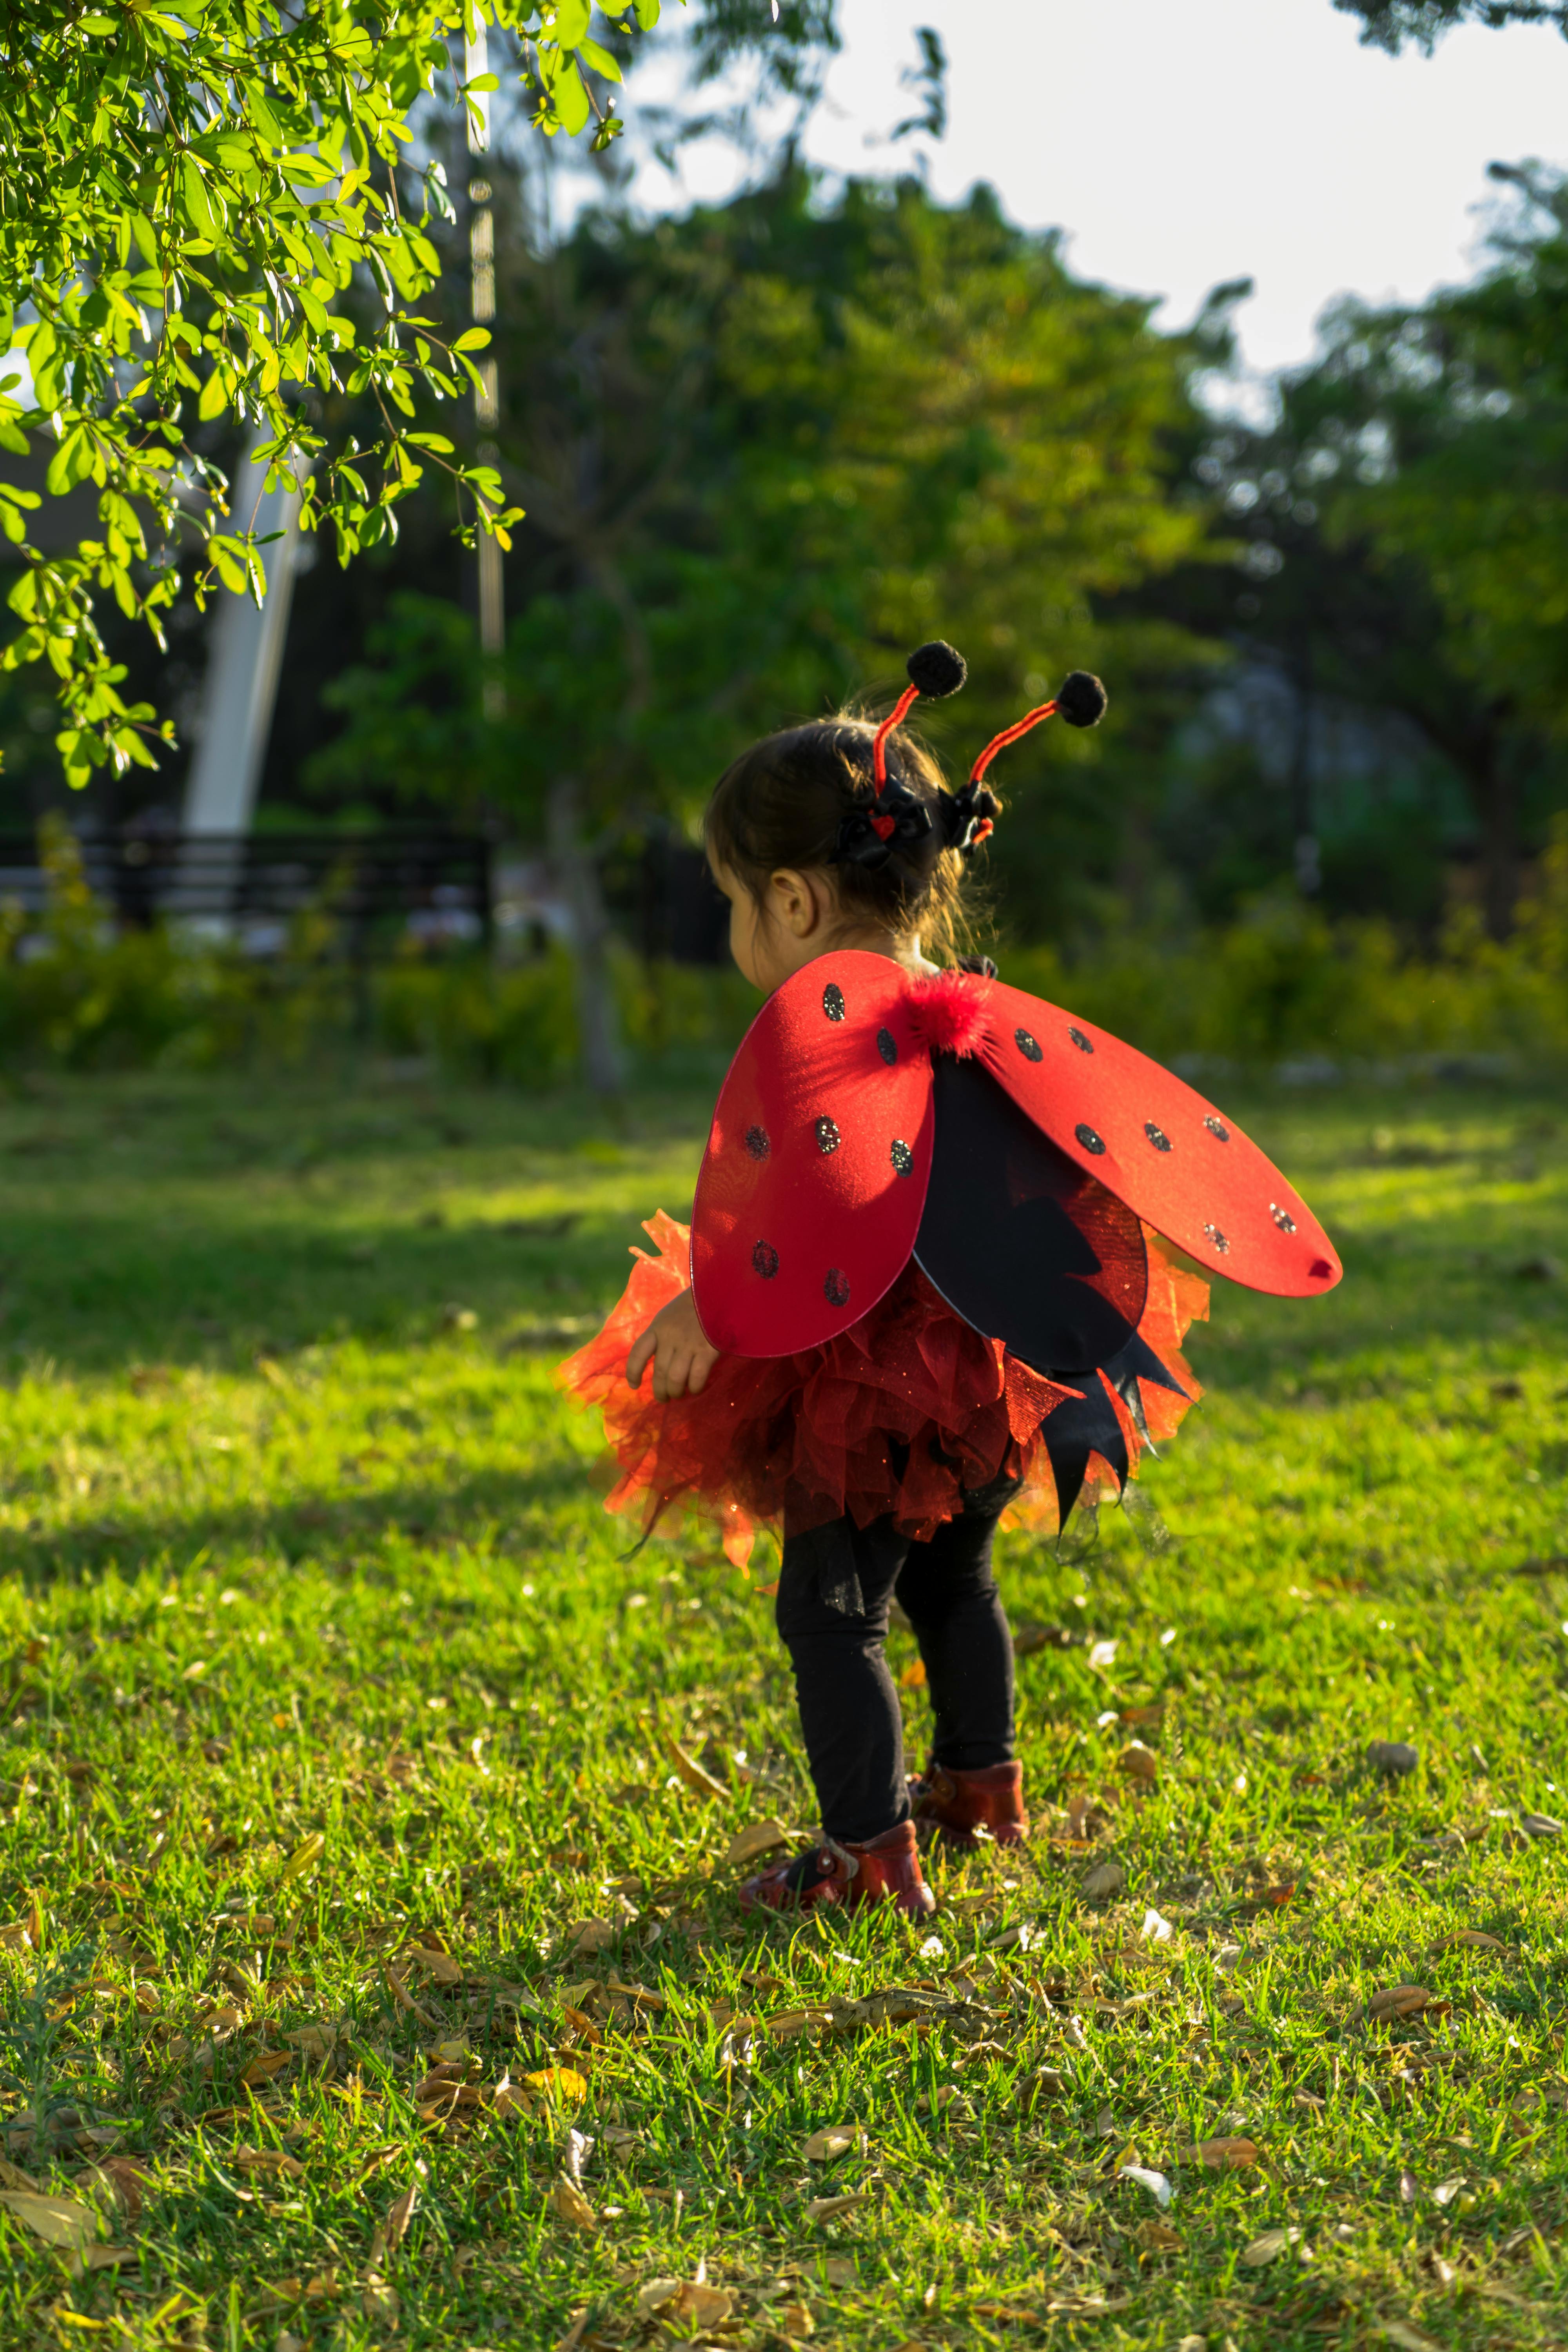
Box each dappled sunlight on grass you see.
[0,1070,1560,2346]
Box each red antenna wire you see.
[872,684,920,786]
[969,698,1057,786]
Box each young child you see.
[561,642,1339,1920]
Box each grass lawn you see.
[0,1063,1563,2351]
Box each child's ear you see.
[769,867,822,939]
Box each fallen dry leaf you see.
[524,2067,589,2106]
[1188,2136,1261,2169]
[566,1918,615,1956]
[82,2242,134,2271]
[899,1658,927,1689]
[240,2052,294,2087]
[725,1820,791,1867]
[382,2182,418,2249]
[1241,2226,1302,2265]
[657,1728,727,1802]
[780,2304,814,2339]
[1118,1742,1158,1782]
[232,2147,307,2181]
[383,1962,436,2025]
[1136,2218,1182,2250]
[806,2193,867,2221]
[769,2007,835,2040]
[1380,2325,1442,2352]
[1362,1986,1445,2024]
[407,1947,463,1986]
[0,2159,38,2193]
[634,2279,733,2327]
[361,2279,400,2327]
[546,2176,597,2230]
[803,2124,866,2163]
[563,2126,594,2187]
[1428,1929,1507,1956]
[986,1921,1040,1953]
[367,2180,419,2272]
[1080,1862,1125,1901]
[0,2191,98,2250]
[279,1832,325,1885]
[285,2025,337,2062]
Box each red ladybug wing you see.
[975,982,1341,1297]
[691,952,936,1356]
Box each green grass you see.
[0,1065,1563,2352]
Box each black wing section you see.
[914,1055,1149,1377]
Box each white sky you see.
[651,0,1568,384]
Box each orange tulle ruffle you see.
[557,1212,1207,1568]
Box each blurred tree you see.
[1158,169,1568,937]
[310,170,1227,958]
[1336,2,1568,44]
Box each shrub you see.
[0,819,1562,1082]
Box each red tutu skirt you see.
[558,1212,1208,1568]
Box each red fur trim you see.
[904,967,991,1059]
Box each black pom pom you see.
[906,640,967,699]
[1056,670,1108,729]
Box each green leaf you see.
[452,329,492,352]
[552,0,593,40]
[180,156,216,239]
[577,36,623,80]
[196,367,230,422]
[78,14,119,30]
[295,283,333,334]
[45,430,93,497]
[632,0,660,25]
[553,59,591,136]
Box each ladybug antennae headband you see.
[871,640,967,786]
[851,642,1107,870]
[969,668,1108,785]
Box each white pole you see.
[182,432,308,835]
[466,19,505,714]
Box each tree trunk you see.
[548,773,624,1097]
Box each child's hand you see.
[626,1287,721,1401]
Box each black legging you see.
[775,1483,1016,1845]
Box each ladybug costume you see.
[560,644,1339,1914]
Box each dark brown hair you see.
[704,711,988,962]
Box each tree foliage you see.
[0,0,826,792]
[308,171,1225,934]
[1164,168,1568,936]
[1336,0,1568,46]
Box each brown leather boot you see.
[739,1818,936,1920]
[909,1759,1027,1850]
